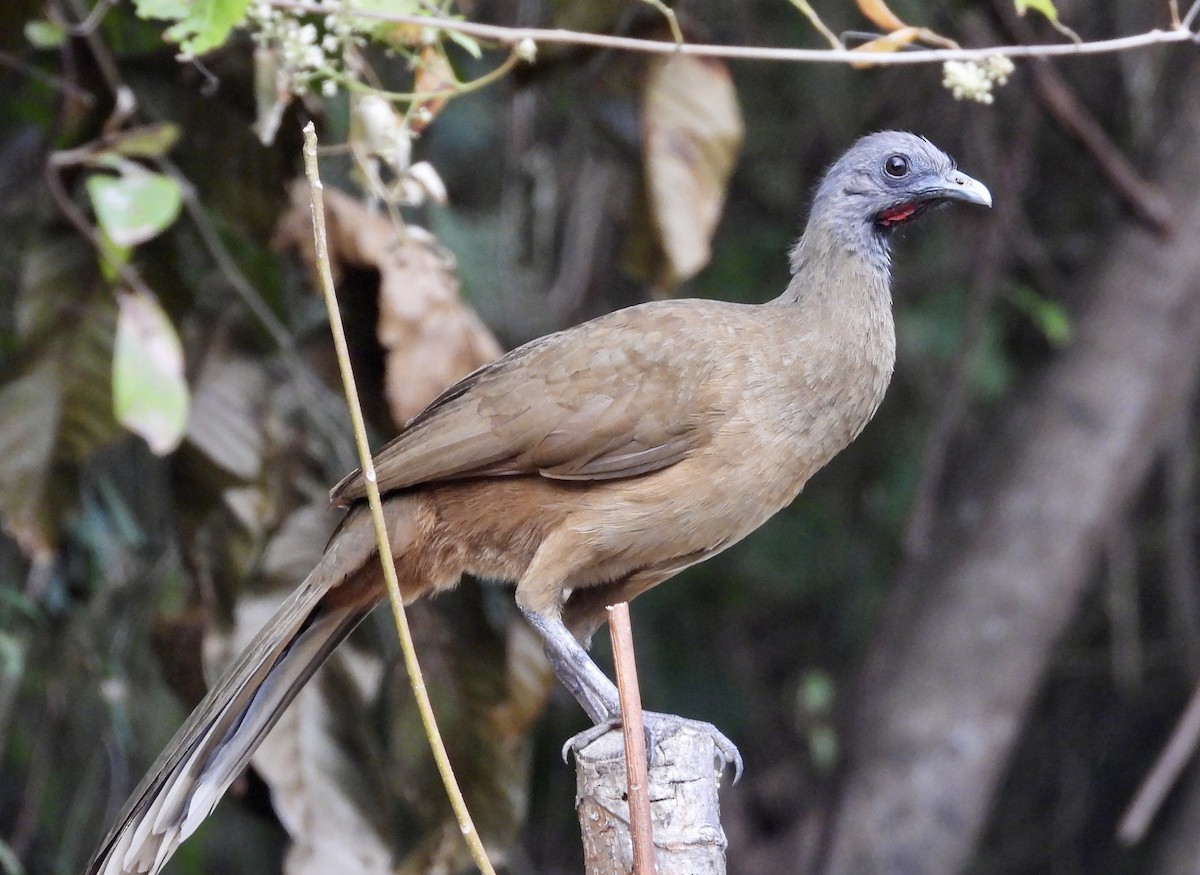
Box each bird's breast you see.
[721,298,897,504]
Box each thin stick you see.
[274,1,1197,65]
[1185,0,1200,30]
[608,603,654,874]
[639,0,684,47]
[786,0,844,50]
[301,121,497,875]
[1117,679,1200,845]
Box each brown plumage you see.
[87,131,990,875]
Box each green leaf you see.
[1010,285,1072,347]
[24,19,65,49]
[95,229,132,283]
[0,836,26,875]
[1015,0,1059,22]
[445,28,483,60]
[347,0,422,35]
[349,0,422,15]
[160,0,251,55]
[105,123,181,159]
[0,633,27,680]
[133,0,190,20]
[799,670,835,714]
[113,290,190,455]
[86,163,182,247]
[808,724,839,772]
[970,322,1015,398]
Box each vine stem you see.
[301,121,497,875]
[274,0,1197,65]
[341,44,521,103]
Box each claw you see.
[639,712,743,784]
[561,712,743,783]
[562,719,620,764]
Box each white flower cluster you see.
[356,95,448,207]
[941,55,1015,105]
[248,0,360,98]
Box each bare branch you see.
[785,0,843,50]
[821,83,1200,875]
[608,604,654,874]
[1186,0,1200,30]
[273,1,1197,65]
[1026,59,1176,234]
[1118,680,1200,845]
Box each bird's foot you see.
[562,710,743,783]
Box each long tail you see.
[87,512,385,875]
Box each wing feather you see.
[330,301,732,505]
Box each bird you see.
[86,131,990,875]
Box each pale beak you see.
[939,170,992,208]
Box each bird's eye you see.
[884,154,909,178]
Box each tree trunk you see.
[819,71,1200,875]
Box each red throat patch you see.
[879,203,918,226]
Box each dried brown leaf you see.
[207,591,395,875]
[856,0,907,32]
[411,45,455,134]
[386,590,553,874]
[259,505,337,586]
[277,183,502,426]
[850,25,958,64]
[850,25,924,64]
[374,234,500,424]
[186,354,270,481]
[207,553,551,875]
[253,45,294,146]
[489,615,555,737]
[0,246,120,555]
[637,55,743,291]
[266,184,549,872]
[0,363,62,557]
[852,0,959,53]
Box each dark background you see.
[2,0,1200,873]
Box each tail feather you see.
[87,525,383,875]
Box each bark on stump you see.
[575,723,727,874]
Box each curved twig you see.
[302,123,498,875]
[273,1,1198,65]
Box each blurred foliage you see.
[0,0,1197,874]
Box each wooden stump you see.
[575,723,727,874]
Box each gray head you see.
[802,131,991,267]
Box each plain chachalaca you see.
[86,131,990,875]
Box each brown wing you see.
[329,301,726,505]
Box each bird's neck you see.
[770,218,898,444]
[776,220,892,310]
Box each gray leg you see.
[520,605,744,781]
[519,606,620,724]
